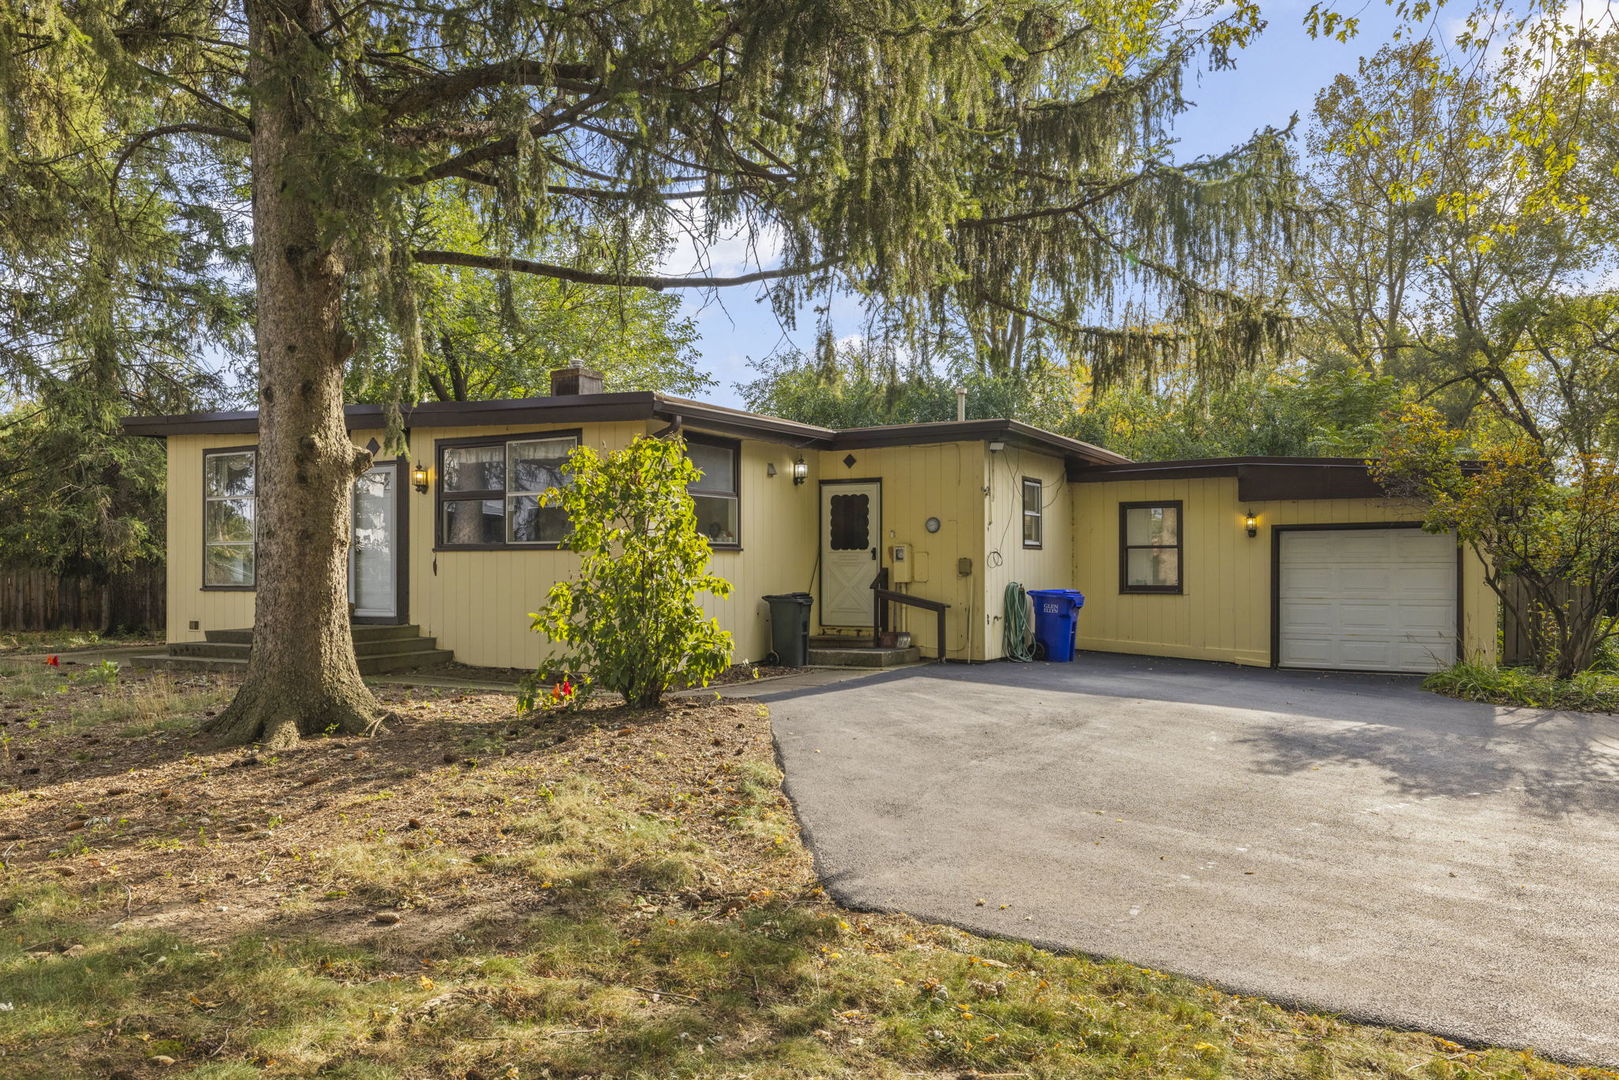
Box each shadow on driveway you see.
[767,652,1619,1065]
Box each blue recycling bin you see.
[1028,589,1086,662]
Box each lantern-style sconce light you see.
[1245,509,1258,538]
[412,462,430,494]
[792,456,809,486]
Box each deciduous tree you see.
[1373,404,1619,677]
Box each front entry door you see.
[350,462,399,621]
[820,481,881,626]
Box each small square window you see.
[1120,502,1182,593]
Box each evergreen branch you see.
[411,90,613,182]
[110,124,253,213]
[381,60,601,121]
[977,293,1183,343]
[411,249,835,289]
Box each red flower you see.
[44,655,59,668]
[551,679,575,702]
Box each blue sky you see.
[672,1,1412,407]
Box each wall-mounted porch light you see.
[792,456,809,486]
[766,461,778,478]
[412,462,430,494]
[1245,509,1258,538]
[987,440,1006,453]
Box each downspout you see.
[955,386,967,422]
[651,414,683,439]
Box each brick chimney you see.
[550,365,605,396]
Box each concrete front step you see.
[806,645,923,668]
[171,635,441,659]
[205,624,423,645]
[132,647,455,676]
[134,624,452,676]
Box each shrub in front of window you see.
[520,435,734,710]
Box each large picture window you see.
[437,432,578,549]
[203,448,256,587]
[1120,501,1182,593]
[686,435,740,548]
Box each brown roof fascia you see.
[1067,456,1411,501]
[120,397,1126,466]
[832,419,1129,466]
[120,392,840,446]
[650,396,836,446]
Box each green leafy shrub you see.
[1424,660,1619,712]
[520,435,733,710]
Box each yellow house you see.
[123,369,1497,675]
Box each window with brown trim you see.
[203,447,256,587]
[1022,478,1043,548]
[1120,501,1182,593]
[436,431,578,549]
[685,434,740,548]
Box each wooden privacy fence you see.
[0,564,164,634]
[1498,576,1604,667]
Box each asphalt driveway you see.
[764,653,1619,1065]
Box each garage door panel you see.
[1334,638,1401,668]
[1339,602,1403,633]
[1279,603,1336,635]
[1279,528,1457,674]
[1397,601,1457,633]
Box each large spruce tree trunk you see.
[206,0,384,748]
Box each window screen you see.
[1022,478,1043,548]
[204,449,256,586]
[437,433,577,547]
[829,492,871,551]
[686,438,740,546]
[1121,503,1182,592]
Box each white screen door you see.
[820,481,881,626]
[350,463,398,620]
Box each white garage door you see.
[1278,528,1457,674]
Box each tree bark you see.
[206,0,385,748]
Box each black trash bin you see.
[762,592,815,666]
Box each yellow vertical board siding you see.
[167,425,818,667]
[981,447,1073,660]
[166,433,262,641]
[1071,477,1497,666]
[403,422,819,670]
[700,439,820,663]
[404,421,632,672]
[167,428,394,643]
[813,442,985,660]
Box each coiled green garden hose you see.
[1004,581,1034,662]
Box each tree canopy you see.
[5,0,1304,388]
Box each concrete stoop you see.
[806,635,923,667]
[130,624,453,676]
